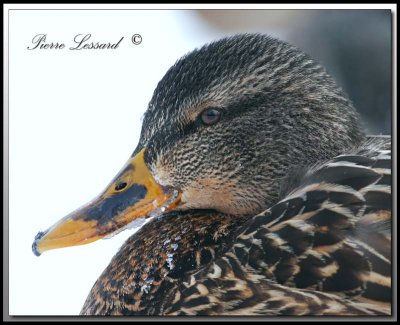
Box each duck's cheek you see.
[149,152,193,189]
[150,160,176,188]
[176,178,243,215]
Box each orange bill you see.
[32,148,181,256]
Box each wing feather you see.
[166,137,392,315]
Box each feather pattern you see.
[32,33,391,317]
[81,137,391,316]
[159,137,392,315]
[76,35,393,316]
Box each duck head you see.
[33,34,365,256]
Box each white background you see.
[7,8,393,315]
[8,9,292,315]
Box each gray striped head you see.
[136,34,365,216]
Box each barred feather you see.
[159,137,392,315]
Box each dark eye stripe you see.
[201,108,222,125]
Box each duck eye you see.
[115,182,127,191]
[200,108,221,126]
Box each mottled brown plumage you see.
[81,137,391,315]
[36,34,392,316]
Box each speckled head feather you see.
[78,34,391,316]
[136,34,365,216]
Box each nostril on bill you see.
[115,182,127,191]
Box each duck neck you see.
[81,210,249,315]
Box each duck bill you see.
[32,148,181,256]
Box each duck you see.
[32,34,392,316]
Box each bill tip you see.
[32,231,46,257]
